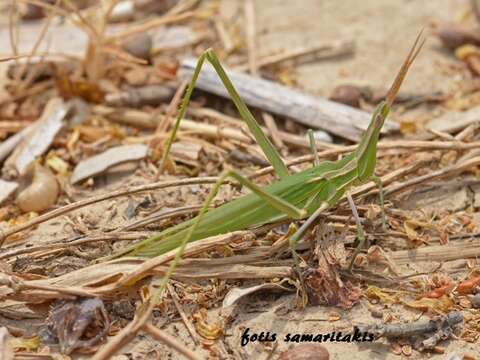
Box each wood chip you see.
[151,26,198,52]
[0,126,34,164]
[171,142,202,165]
[390,240,480,264]
[222,281,292,308]
[3,98,71,176]
[71,144,148,184]
[0,180,18,205]
[105,84,175,107]
[0,327,13,360]
[427,106,480,134]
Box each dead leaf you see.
[44,298,109,354]
[8,336,40,352]
[403,294,454,313]
[422,284,454,299]
[55,71,104,103]
[403,218,432,246]
[400,120,417,134]
[3,98,71,176]
[366,286,399,304]
[46,152,70,175]
[456,276,480,295]
[193,308,223,340]
[0,180,18,205]
[71,144,148,184]
[1,211,38,243]
[75,123,125,143]
[304,266,362,309]
[222,280,292,308]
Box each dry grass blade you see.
[107,12,195,41]
[390,239,480,263]
[0,177,218,247]
[0,231,252,300]
[244,0,257,75]
[14,0,58,93]
[385,155,480,196]
[155,80,189,176]
[143,323,201,360]
[167,283,200,344]
[0,232,148,259]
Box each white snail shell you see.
[16,163,59,212]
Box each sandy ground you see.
[222,0,464,97]
[218,1,480,359]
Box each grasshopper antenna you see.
[385,29,425,107]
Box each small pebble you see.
[122,33,153,62]
[435,23,480,51]
[471,293,480,308]
[279,344,329,360]
[369,306,383,318]
[20,3,45,20]
[330,85,363,108]
[312,130,333,143]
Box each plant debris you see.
[42,297,109,354]
[1,1,480,359]
[362,311,463,351]
[71,144,148,184]
[0,180,18,205]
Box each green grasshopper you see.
[110,33,424,276]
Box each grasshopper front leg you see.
[160,49,289,179]
[347,175,386,270]
[289,129,329,261]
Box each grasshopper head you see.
[373,101,390,132]
[355,31,424,181]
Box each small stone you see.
[471,293,480,308]
[436,23,480,51]
[122,33,153,62]
[21,3,45,20]
[330,85,363,108]
[369,306,383,318]
[279,344,329,360]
